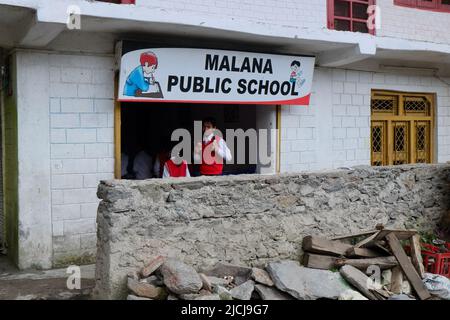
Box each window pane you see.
[416,126,426,151]
[335,19,351,31]
[442,0,450,5]
[353,3,369,19]
[335,0,350,17]
[372,127,382,153]
[353,21,369,33]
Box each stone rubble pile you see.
[127,256,295,300]
[125,256,374,300]
[126,226,449,301]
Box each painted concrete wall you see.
[10,51,114,268]
[15,51,52,269]
[279,68,450,173]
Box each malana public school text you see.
[166,53,302,96]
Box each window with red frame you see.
[394,0,450,12]
[327,0,376,35]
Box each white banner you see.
[118,48,315,105]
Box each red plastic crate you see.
[421,243,450,278]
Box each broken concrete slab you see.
[339,265,378,300]
[160,258,202,295]
[230,280,255,300]
[267,260,350,300]
[254,284,294,300]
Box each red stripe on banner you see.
[118,94,311,106]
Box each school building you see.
[0,0,449,269]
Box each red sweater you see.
[165,159,188,177]
[200,136,224,175]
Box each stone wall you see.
[94,164,450,299]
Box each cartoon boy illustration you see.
[290,60,306,89]
[124,51,158,96]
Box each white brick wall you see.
[378,0,450,45]
[135,0,327,31]
[132,0,450,45]
[280,67,450,173]
[279,87,317,172]
[49,53,114,263]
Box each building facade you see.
[0,0,449,269]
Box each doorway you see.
[118,103,277,178]
[371,90,435,166]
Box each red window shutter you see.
[417,0,438,8]
[327,0,335,30]
[395,0,450,10]
[394,0,416,6]
[439,0,450,10]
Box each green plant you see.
[419,231,437,245]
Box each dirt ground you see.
[0,255,95,300]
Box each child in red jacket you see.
[162,154,190,178]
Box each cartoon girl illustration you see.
[124,51,159,96]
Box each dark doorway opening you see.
[120,103,269,178]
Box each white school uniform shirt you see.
[194,133,232,162]
[133,150,153,179]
